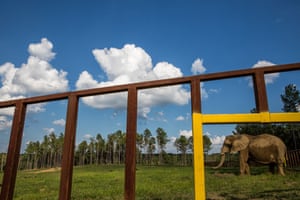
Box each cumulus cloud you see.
[43,127,55,134]
[209,135,226,153]
[248,60,278,86]
[0,116,12,131]
[179,129,192,138]
[28,38,56,61]
[76,44,190,118]
[0,38,69,116]
[210,135,225,145]
[53,118,66,126]
[191,58,206,75]
[176,115,185,121]
[84,134,93,139]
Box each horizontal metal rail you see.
[0,62,299,107]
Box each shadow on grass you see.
[252,188,300,199]
[210,188,300,200]
[208,166,279,176]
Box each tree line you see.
[14,128,212,170]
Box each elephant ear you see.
[231,135,250,153]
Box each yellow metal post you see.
[192,113,206,200]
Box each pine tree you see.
[281,84,300,112]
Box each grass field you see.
[1,165,300,199]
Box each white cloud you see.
[0,38,69,116]
[28,38,56,61]
[209,88,219,94]
[248,60,279,86]
[84,134,93,139]
[27,103,46,113]
[201,82,208,99]
[191,58,206,75]
[43,127,55,134]
[176,115,185,121]
[53,118,65,126]
[0,116,12,131]
[209,135,226,153]
[210,135,225,145]
[158,111,164,116]
[204,131,211,136]
[76,44,190,118]
[166,136,178,153]
[179,129,192,138]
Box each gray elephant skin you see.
[213,133,287,176]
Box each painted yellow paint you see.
[269,112,300,123]
[192,111,300,200]
[199,112,300,124]
[192,113,206,200]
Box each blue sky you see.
[0,0,300,153]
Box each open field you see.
[1,165,300,199]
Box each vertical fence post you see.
[191,79,201,113]
[125,87,137,200]
[0,101,27,200]
[191,79,206,200]
[59,95,79,200]
[253,71,269,112]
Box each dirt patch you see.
[207,192,225,200]
[213,172,235,178]
[31,167,61,174]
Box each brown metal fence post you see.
[59,95,79,200]
[0,101,27,200]
[191,78,201,113]
[253,71,269,112]
[124,87,137,200]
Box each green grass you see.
[206,167,300,200]
[1,165,300,199]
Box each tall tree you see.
[174,135,189,165]
[143,128,152,164]
[88,137,95,165]
[78,140,88,165]
[114,130,126,164]
[156,127,169,165]
[95,133,105,164]
[148,136,156,165]
[280,84,300,150]
[203,135,212,155]
[136,133,144,164]
[281,84,300,112]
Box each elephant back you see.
[248,134,286,164]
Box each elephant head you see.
[213,134,250,169]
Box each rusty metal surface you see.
[0,62,299,200]
[253,71,269,112]
[59,95,79,200]
[0,102,27,200]
[125,87,138,200]
[191,78,201,113]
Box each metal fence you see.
[287,149,300,168]
[1,62,300,200]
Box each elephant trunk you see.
[212,153,225,169]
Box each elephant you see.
[213,133,287,176]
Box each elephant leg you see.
[278,163,285,176]
[239,150,250,175]
[245,162,250,175]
